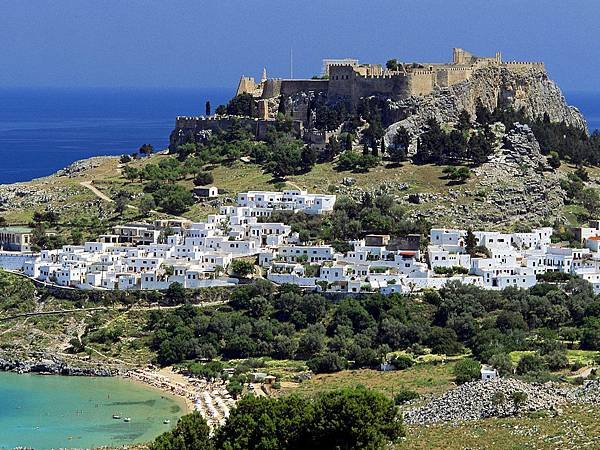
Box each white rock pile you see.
[404,378,567,425]
[568,379,600,404]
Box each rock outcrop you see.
[404,378,567,425]
[404,378,600,426]
[395,123,565,229]
[384,65,587,147]
[0,353,117,377]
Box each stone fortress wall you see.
[237,48,545,106]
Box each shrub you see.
[453,358,481,384]
[394,389,420,405]
[491,391,506,406]
[488,353,513,376]
[390,355,414,370]
[230,259,255,278]
[516,353,546,375]
[307,353,348,374]
[193,171,214,186]
[544,350,569,371]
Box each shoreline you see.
[124,373,193,415]
[125,367,237,428]
[0,352,235,426]
[0,354,193,416]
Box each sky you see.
[1,0,599,91]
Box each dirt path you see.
[80,181,114,203]
[80,180,190,220]
[285,180,303,190]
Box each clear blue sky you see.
[1,0,598,91]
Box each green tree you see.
[581,319,600,350]
[307,353,348,374]
[544,350,569,370]
[230,259,255,278]
[457,110,472,132]
[153,185,194,215]
[226,93,257,116]
[386,59,399,71]
[311,387,404,449]
[344,132,354,151]
[465,228,477,256]
[394,389,419,405]
[511,391,528,412]
[548,150,561,169]
[151,412,212,450]
[164,282,186,305]
[123,166,139,183]
[516,353,545,375]
[579,188,600,214]
[301,145,317,170]
[139,195,156,216]
[443,166,471,183]
[193,171,214,186]
[390,126,410,164]
[266,134,305,178]
[453,357,481,384]
[468,131,493,165]
[488,353,513,376]
[114,192,129,214]
[139,143,154,157]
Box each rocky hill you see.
[384,65,586,147]
[408,123,565,228]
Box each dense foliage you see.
[148,277,600,380]
[264,193,429,244]
[152,387,404,450]
[0,270,36,314]
[174,116,314,179]
[151,411,211,450]
[476,102,600,166]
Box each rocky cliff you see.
[334,123,567,229]
[0,352,117,376]
[384,66,587,146]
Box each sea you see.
[0,87,230,184]
[0,371,186,449]
[0,88,597,185]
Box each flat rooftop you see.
[0,226,33,234]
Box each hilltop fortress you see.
[171,48,585,151]
[236,48,544,105]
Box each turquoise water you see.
[0,372,186,449]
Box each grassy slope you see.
[399,404,600,450]
[82,156,480,223]
[3,152,591,228]
[279,362,458,398]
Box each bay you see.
[0,372,186,449]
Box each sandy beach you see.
[125,367,236,428]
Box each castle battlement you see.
[503,61,545,67]
[443,66,474,72]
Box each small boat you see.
[112,414,121,419]
[163,419,171,424]
[123,417,131,423]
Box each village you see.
[1,188,600,296]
